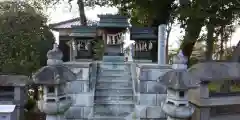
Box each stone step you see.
[98,76,131,81]
[100,63,128,71]
[102,56,125,62]
[95,89,133,97]
[100,71,129,77]
[94,96,133,104]
[96,81,132,89]
[95,100,134,105]
[101,62,127,65]
[100,70,128,76]
[94,104,134,117]
[91,116,125,120]
[96,85,132,90]
[101,69,126,73]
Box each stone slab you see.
[140,94,157,106]
[65,106,92,119]
[136,106,166,119]
[136,64,171,82]
[140,94,166,106]
[64,63,91,81]
[94,104,134,116]
[156,94,166,106]
[140,81,166,94]
[100,62,127,70]
[146,106,166,118]
[71,93,94,106]
[103,56,125,62]
[67,80,89,93]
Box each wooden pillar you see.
[59,39,70,62]
[66,39,77,61]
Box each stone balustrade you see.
[189,81,240,120]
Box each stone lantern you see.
[159,51,199,120]
[32,44,76,120]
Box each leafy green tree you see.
[39,0,110,26]
[179,0,240,62]
[0,1,55,75]
[92,39,104,60]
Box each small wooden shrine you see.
[130,27,157,61]
[69,26,97,61]
[97,14,130,56]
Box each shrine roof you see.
[49,18,81,29]
[70,26,97,37]
[49,18,98,30]
[130,27,157,40]
[71,25,97,31]
[98,14,130,28]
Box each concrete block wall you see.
[136,64,171,120]
[64,62,95,120]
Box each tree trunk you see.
[219,27,224,60]
[180,17,204,66]
[77,0,87,26]
[205,22,214,61]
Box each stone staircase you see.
[93,55,135,120]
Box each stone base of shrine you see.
[75,59,93,62]
[134,60,153,63]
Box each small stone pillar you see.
[160,51,198,120]
[158,24,166,64]
[125,28,133,61]
[33,44,76,120]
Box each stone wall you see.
[136,64,171,120]
[64,61,97,120]
[63,62,172,120]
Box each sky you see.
[47,0,240,49]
